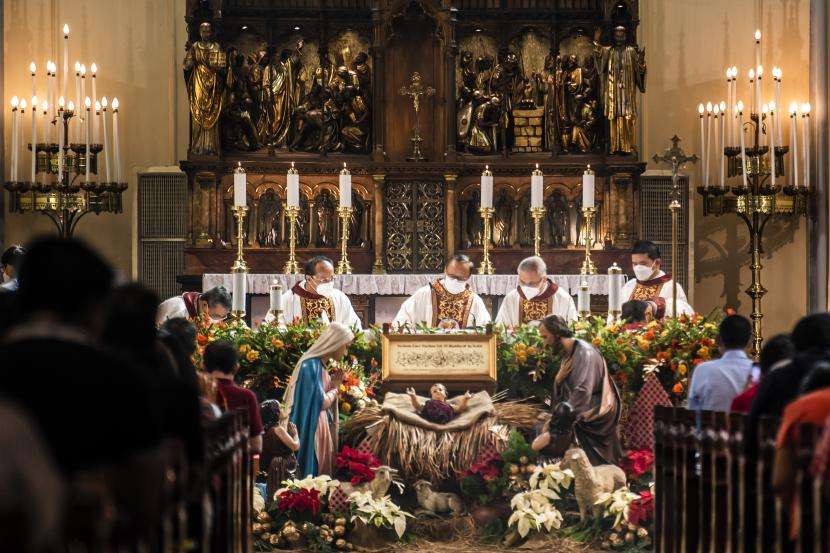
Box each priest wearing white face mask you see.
[393,254,491,329]
[265,255,362,329]
[621,240,693,319]
[495,256,577,327]
[156,286,232,326]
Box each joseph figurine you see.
[183,22,225,156]
[593,26,646,155]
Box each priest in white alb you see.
[622,240,693,319]
[393,254,491,329]
[156,285,232,326]
[264,255,362,329]
[495,256,577,327]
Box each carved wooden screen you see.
[384,180,445,273]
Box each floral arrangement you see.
[460,451,508,505]
[595,486,641,528]
[496,324,560,401]
[348,491,413,539]
[277,474,341,499]
[329,357,378,419]
[277,487,323,518]
[507,488,564,538]
[620,449,655,481]
[335,446,380,485]
[528,461,574,495]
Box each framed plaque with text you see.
[380,329,497,393]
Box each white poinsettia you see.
[594,486,640,527]
[528,462,574,496]
[508,488,564,538]
[278,474,341,498]
[348,491,414,539]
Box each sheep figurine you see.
[561,448,626,521]
[339,465,403,499]
[413,480,464,516]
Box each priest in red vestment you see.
[621,240,693,319]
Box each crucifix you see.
[399,72,434,162]
[652,135,698,319]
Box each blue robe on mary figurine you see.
[290,357,338,477]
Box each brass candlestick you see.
[231,205,248,322]
[580,207,597,275]
[283,205,301,274]
[336,206,354,275]
[529,206,546,257]
[477,207,495,275]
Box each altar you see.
[204,273,615,326]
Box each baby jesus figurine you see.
[406,383,472,424]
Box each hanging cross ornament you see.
[399,72,435,162]
[652,135,698,319]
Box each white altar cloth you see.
[203,273,613,296]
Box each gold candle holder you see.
[477,206,495,275]
[283,205,301,274]
[231,205,248,322]
[529,206,546,257]
[580,207,597,275]
[336,206,354,275]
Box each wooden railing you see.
[55,408,252,553]
[654,407,829,553]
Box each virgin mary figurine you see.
[282,322,353,477]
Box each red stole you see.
[182,292,201,319]
[430,280,475,328]
[517,279,558,324]
[291,282,336,323]
[629,274,672,319]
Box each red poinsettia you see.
[463,451,502,481]
[277,488,322,516]
[336,446,381,485]
[628,490,654,525]
[621,449,655,479]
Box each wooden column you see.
[370,4,385,162]
[443,4,458,161]
[372,174,386,273]
[444,173,457,260]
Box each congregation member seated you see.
[687,314,753,412]
[536,315,622,465]
[264,255,361,329]
[0,237,162,474]
[259,400,300,505]
[156,285,232,326]
[0,244,24,292]
[731,334,794,413]
[495,256,577,327]
[204,341,264,456]
[393,254,491,329]
[622,240,693,319]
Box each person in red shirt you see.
[731,334,793,413]
[203,340,264,455]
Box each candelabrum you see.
[477,207,495,275]
[231,205,248,322]
[283,205,301,274]
[697,114,808,357]
[4,108,125,237]
[529,206,545,257]
[579,207,597,275]
[653,135,698,320]
[336,206,354,275]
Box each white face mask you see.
[315,281,334,297]
[521,285,540,299]
[633,264,656,282]
[443,276,467,295]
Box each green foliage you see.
[499,430,538,466]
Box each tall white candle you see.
[57,99,64,184]
[101,97,111,182]
[269,280,282,313]
[80,65,86,133]
[85,97,91,183]
[233,162,247,207]
[607,263,623,315]
[74,62,81,142]
[18,100,27,181]
[30,95,37,182]
[698,104,706,185]
[725,68,731,145]
[582,165,595,208]
[756,66,763,121]
[765,103,775,187]
[90,63,98,143]
[754,30,761,96]
[577,280,590,314]
[706,102,713,185]
[748,69,755,114]
[111,98,120,182]
[62,24,70,99]
[789,103,799,187]
[232,272,246,313]
[731,67,738,145]
[773,67,783,145]
[93,101,100,181]
[531,163,543,208]
[737,101,748,188]
[10,98,18,181]
[339,163,352,208]
[29,63,36,104]
[287,162,300,207]
[46,62,53,133]
[803,103,811,188]
[41,101,48,151]
[480,165,493,208]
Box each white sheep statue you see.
[561,448,626,521]
[339,465,403,499]
[413,480,464,516]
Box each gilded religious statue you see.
[261,41,307,149]
[593,26,647,155]
[184,22,226,156]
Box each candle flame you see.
[101,96,108,108]
[112,97,119,110]
[748,68,755,79]
[754,29,761,41]
[63,23,70,36]
[535,163,539,169]
[74,61,81,73]
[698,103,704,114]
[20,99,27,110]
[756,65,763,77]
[761,103,768,114]
[94,101,101,112]
[291,161,295,168]
[29,62,36,73]
[706,101,713,113]
[80,64,86,76]
[58,96,65,108]
[719,100,726,111]
[84,97,91,108]
[31,95,38,106]
[737,100,744,112]
[713,104,719,115]
[801,103,811,114]
[789,102,798,115]
[10,96,18,108]
[769,100,776,112]
[90,62,97,74]
[67,100,74,111]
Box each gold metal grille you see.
[138,172,187,299]
[639,175,689,289]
